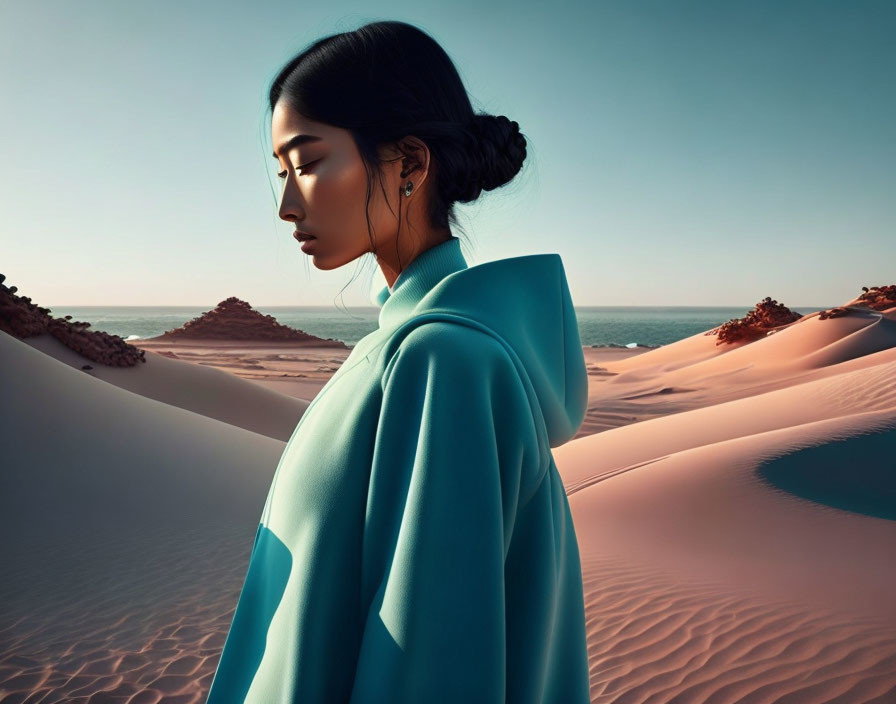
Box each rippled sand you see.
[581,554,896,703]
[1,525,249,704]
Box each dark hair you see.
[266,20,528,253]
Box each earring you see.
[403,181,414,196]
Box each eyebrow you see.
[272,134,324,159]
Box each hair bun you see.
[465,113,527,196]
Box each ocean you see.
[44,305,833,348]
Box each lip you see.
[293,230,316,241]
[300,238,315,253]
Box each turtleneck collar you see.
[373,236,468,330]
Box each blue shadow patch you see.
[757,427,896,520]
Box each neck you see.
[376,235,469,329]
[377,230,455,288]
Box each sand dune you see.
[577,306,896,435]
[556,305,896,701]
[1,331,285,703]
[1,297,895,702]
[568,414,896,701]
[21,332,309,442]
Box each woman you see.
[206,20,591,703]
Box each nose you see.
[278,202,304,225]
[278,183,305,224]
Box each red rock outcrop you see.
[148,297,348,347]
[844,284,896,311]
[817,307,854,320]
[816,284,896,320]
[706,297,804,345]
[0,273,146,366]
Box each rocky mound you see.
[815,283,896,321]
[149,297,348,347]
[706,297,804,345]
[0,273,146,367]
[845,284,896,311]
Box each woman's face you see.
[271,100,404,271]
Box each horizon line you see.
[44,302,844,310]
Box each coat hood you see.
[371,237,587,447]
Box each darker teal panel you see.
[206,524,292,702]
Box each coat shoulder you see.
[380,319,517,385]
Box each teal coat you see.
[206,237,591,703]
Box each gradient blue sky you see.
[2,0,893,307]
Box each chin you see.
[311,248,366,271]
[308,254,343,271]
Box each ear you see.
[395,136,432,192]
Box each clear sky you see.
[2,0,893,308]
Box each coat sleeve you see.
[349,322,543,703]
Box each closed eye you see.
[277,158,321,180]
